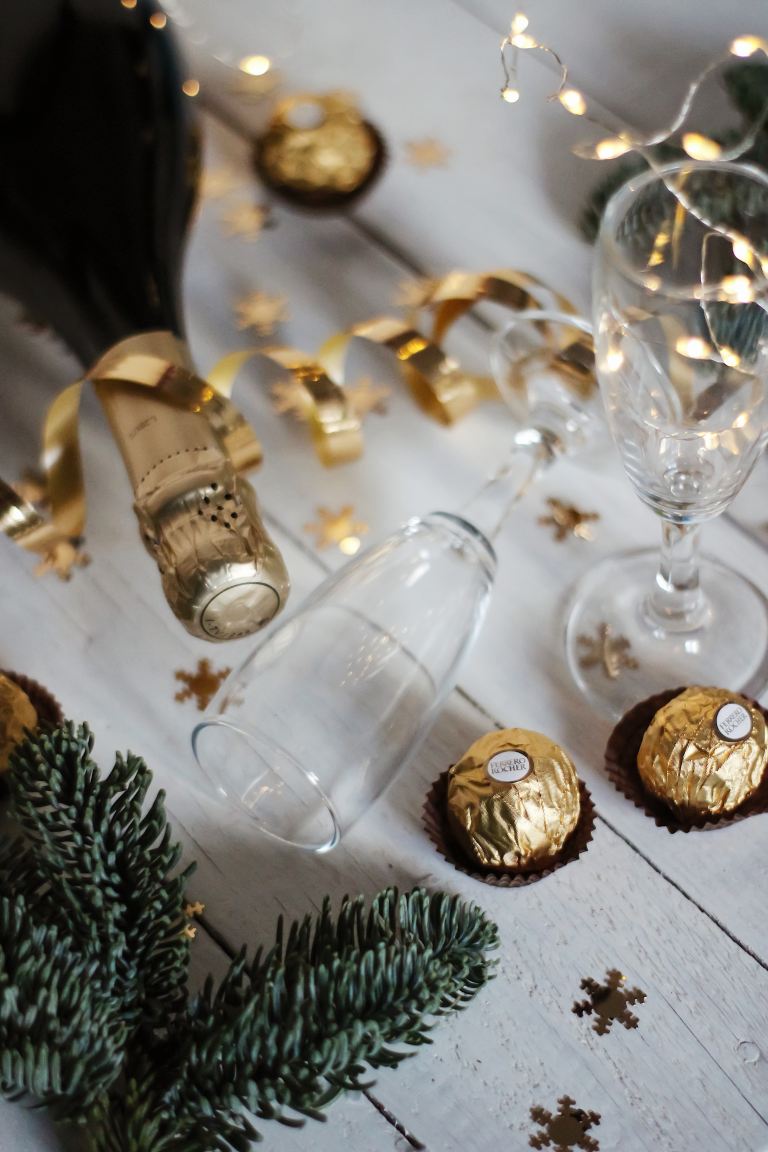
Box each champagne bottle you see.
[0,0,289,640]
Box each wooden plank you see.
[2,1,768,1142]
[455,0,768,130]
[182,116,768,964]
[0,925,398,1151]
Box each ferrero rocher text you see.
[446,728,581,871]
[0,673,37,772]
[637,686,768,818]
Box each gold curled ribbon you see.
[319,315,497,425]
[320,270,590,424]
[415,269,578,345]
[0,329,363,569]
[1,268,591,574]
[207,346,362,467]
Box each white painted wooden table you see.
[2,2,768,1149]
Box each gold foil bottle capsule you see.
[0,673,37,772]
[637,686,768,818]
[446,728,581,871]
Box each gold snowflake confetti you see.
[304,505,369,554]
[404,138,452,168]
[529,1097,601,1152]
[270,378,314,422]
[572,969,646,1036]
[234,291,289,335]
[200,167,242,199]
[34,539,90,581]
[221,201,271,240]
[346,377,391,418]
[538,497,599,542]
[184,901,206,918]
[174,659,231,711]
[393,276,439,309]
[182,923,198,940]
[577,623,638,680]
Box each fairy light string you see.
[500,18,768,286]
[500,16,768,377]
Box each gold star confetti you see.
[577,623,638,680]
[234,291,289,336]
[200,166,242,199]
[346,377,391,418]
[174,659,232,711]
[221,201,271,240]
[182,923,198,940]
[270,378,314,422]
[34,539,90,581]
[572,969,646,1036]
[184,901,206,918]
[538,497,599,542]
[529,1097,601,1152]
[304,505,369,555]
[404,138,452,168]
[393,276,439,309]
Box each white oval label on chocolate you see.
[486,749,531,783]
[715,702,752,742]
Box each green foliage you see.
[580,63,768,241]
[0,723,498,1151]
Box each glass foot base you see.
[564,548,768,720]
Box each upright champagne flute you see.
[565,160,768,718]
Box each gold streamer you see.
[1,268,593,569]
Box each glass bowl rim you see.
[598,158,768,298]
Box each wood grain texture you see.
[2,0,768,1147]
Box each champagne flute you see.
[565,160,768,718]
[190,310,601,851]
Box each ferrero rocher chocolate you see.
[0,673,37,772]
[446,729,581,871]
[637,686,768,818]
[254,92,386,211]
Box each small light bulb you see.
[595,136,631,160]
[510,12,529,35]
[239,54,271,77]
[721,274,754,302]
[732,238,755,266]
[722,348,742,369]
[510,33,537,48]
[601,343,624,373]
[339,536,361,556]
[675,336,711,360]
[149,11,167,28]
[182,79,200,97]
[558,88,587,116]
[501,86,520,103]
[120,0,138,8]
[643,273,662,292]
[682,132,722,161]
[730,34,763,57]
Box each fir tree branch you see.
[7,724,193,1029]
[1,724,499,1152]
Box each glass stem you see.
[459,433,557,543]
[647,519,708,631]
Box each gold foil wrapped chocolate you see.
[637,686,768,818]
[446,728,581,871]
[0,673,37,772]
[254,92,386,211]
